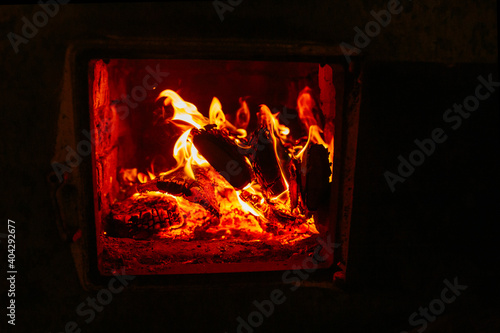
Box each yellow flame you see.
[259,105,290,192]
[209,97,226,129]
[235,190,262,217]
[165,129,209,180]
[258,105,290,141]
[113,87,328,243]
[208,96,248,138]
[157,90,208,129]
[294,125,333,181]
[156,90,213,180]
[138,173,148,183]
[295,125,325,159]
[270,189,289,203]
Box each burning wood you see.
[191,126,253,189]
[289,160,300,210]
[105,87,332,244]
[105,192,182,238]
[136,171,220,218]
[248,126,290,196]
[108,162,320,242]
[300,143,332,211]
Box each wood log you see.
[136,172,220,218]
[248,126,291,197]
[300,143,331,211]
[191,126,253,189]
[289,160,300,211]
[105,192,182,239]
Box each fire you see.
[208,97,226,129]
[209,96,247,138]
[156,89,207,129]
[156,91,211,180]
[169,129,209,180]
[258,104,290,139]
[297,86,318,131]
[235,190,262,217]
[296,87,334,179]
[111,85,334,244]
[235,98,250,130]
[257,104,291,196]
[295,125,326,160]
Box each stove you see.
[50,38,360,287]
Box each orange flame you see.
[297,86,318,131]
[121,168,153,184]
[295,88,334,180]
[258,105,290,195]
[235,98,250,130]
[295,125,327,159]
[122,168,138,183]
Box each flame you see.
[295,125,327,159]
[295,88,334,180]
[235,190,262,217]
[235,98,250,130]
[297,86,318,131]
[164,129,209,180]
[121,168,138,183]
[258,105,290,193]
[157,90,212,180]
[137,173,148,183]
[270,189,289,203]
[157,90,208,129]
[209,97,226,129]
[158,91,251,182]
[258,104,290,140]
[209,96,247,138]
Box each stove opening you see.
[90,59,342,275]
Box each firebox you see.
[52,39,360,287]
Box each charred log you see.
[300,143,331,211]
[249,126,291,197]
[105,193,182,239]
[191,126,253,189]
[289,160,300,211]
[137,173,220,218]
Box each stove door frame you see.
[51,38,361,290]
